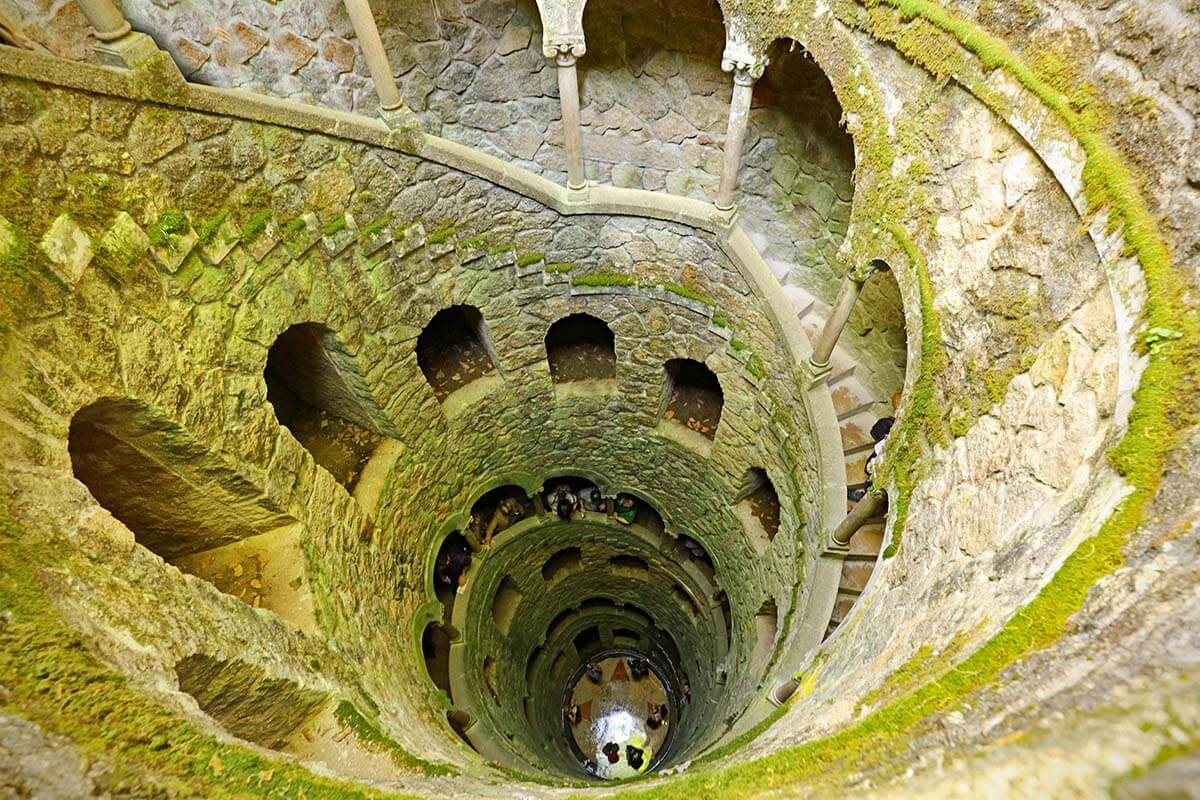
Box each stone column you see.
[547,42,587,191]
[809,262,880,372]
[772,675,800,705]
[76,0,129,42]
[76,0,160,68]
[342,0,403,113]
[715,55,766,211]
[831,490,882,549]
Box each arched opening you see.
[542,475,612,518]
[578,0,728,195]
[609,554,649,577]
[433,531,472,621]
[675,533,715,578]
[67,400,314,628]
[573,625,602,658]
[68,399,295,562]
[447,709,474,747]
[612,628,641,646]
[416,305,500,403]
[660,358,722,441]
[672,584,700,618]
[264,323,385,490]
[492,575,523,635]
[544,313,617,384]
[470,485,532,547]
[482,655,499,703]
[612,491,664,533]
[750,598,780,676]
[745,38,856,303]
[543,547,584,585]
[422,621,453,695]
[547,608,575,636]
[525,646,544,693]
[173,654,327,750]
[735,467,781,551]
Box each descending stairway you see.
[785,286,894,639]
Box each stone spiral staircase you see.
[786,286,892,639]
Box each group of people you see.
[599,740,650,773]
[575,657,674,727]
[434,482,662,598]
[544,482,642,526]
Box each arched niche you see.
[264,322,386,490]
[491,575,523,636]
[422,620,453,695]
[433,530,473,621]
[68,398,296,562]
[659,358,723,442]
[735,466,781,552]
[743,37,856,298]
[577,0,728,193]
[749,598,780,677]
[544,312,617,385]
[542,546,584,585]
[416,304,501,404]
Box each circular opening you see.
[562,650,679,779]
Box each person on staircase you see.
[483,495,526,547]
[849,416,894,502]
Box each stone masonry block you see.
[40,214,94,285]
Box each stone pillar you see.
[76,0,159,68]
[809,262,880,372]
[76,0,130,42]
[831,490,882,549]
[342,0,403,113]
[715,55,766,211]
[548,42,587,191]
[772,675,800,705]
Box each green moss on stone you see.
[147,209,189,248]
[322,216,347,237]
[425,225,455,245]
[333,701,457,777]
[196,209,230,245]
[515,252,544,267]
[0,499,415,800]
[360,215,391,239]
[459,234,489,251]
[545,262,575,274]
[239,210,272,241]
[282,217,308,239]
[659,282,716,306]
[879,222,945,559]
[571,271,637,288]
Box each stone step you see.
[848,524,884,555]
[845,450,870,485]
[827,364,857,387]
[838,561,874,593]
